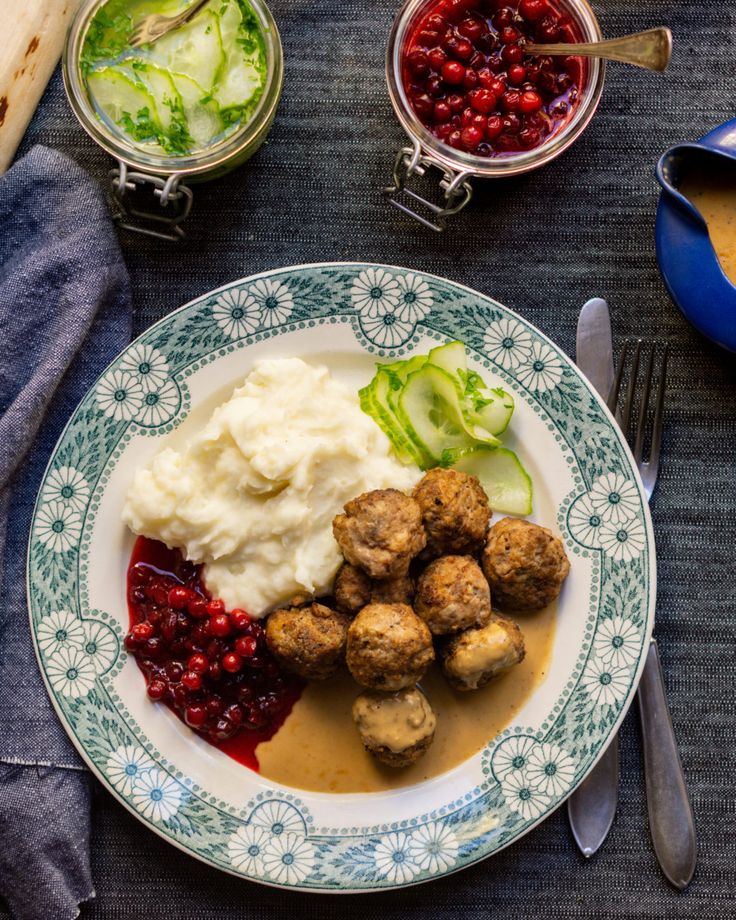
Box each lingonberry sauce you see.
[402,0,585,156]
[125,536,303,771]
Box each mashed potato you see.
[123,358,420,615]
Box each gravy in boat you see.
[679,163,736,285]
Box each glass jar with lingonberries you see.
[384,0,605,230]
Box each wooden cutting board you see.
[0,0,83,174]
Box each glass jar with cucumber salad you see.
[63,0,283,238]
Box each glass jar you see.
[384,0,605,231]
[63,0,284,239]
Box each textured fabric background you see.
[7,0,736,915]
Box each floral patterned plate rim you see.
[28,263,656,891]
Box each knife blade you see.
[568,297,619,858]
[575,297,615,401]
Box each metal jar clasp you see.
[383,140,473,232]
[110,161,194,241]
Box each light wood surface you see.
[0,0,83,174]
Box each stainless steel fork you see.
[128,0,210,49]
[572,340,696,888]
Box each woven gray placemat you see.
[9,0,736,915]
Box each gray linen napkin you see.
[0,146,131,919]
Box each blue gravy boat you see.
[655,119,736,353]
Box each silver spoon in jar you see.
[129,0,211,49]
[525,27,672,73]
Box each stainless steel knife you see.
[568,297,619,858]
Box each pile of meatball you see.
[265,468,570,769]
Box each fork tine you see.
[647,344,668,477]
[607,340,628,415]
[633,344,655,462]
[620,339,642,434]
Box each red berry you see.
[500,26,520,44]
[185,704,208,728]
[147,679,166,701]
[188,596,209,619]
[441,60,466,84]
[462,68,479,90]
[407,48,430,77]
[520,0,548,21]
[131,622,154,642]
[124,633,138,652]
[434,101,451,121]
[536,17,560,42]
[501,90,521,111]
[235,636,258,658]
[425,75,444,97]
[206,598,225,616]
[230,608,252,631]
[492,8,514,29]
[224,703,244,726]
[490,77,507,97]
[167,586,191,609]
[165,661,184,682]
[144,636,164,659]
[453,38,473,60]
[188,653,209,673]
[519,126,541,147]
[519,90,542,113]
[508,64,527,85]
[447,128,463,148]
[477,68,494,88]
[446,92,465,112]
[428,47,447,69]
[469,87,497,113]
[486,115,504,139]
[427,13,447,31]
[460,125,483,150]
[502,43,524,64]
[458,17,483,42]
[502,113,521,134]
[130,564,151,586]
[209,613,231,637]
[222,652,243,674]
[435,122,452,140]
[181,670,202,691]
[206,696,224,717]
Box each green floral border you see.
[27,264,655,890]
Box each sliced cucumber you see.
[122,60,182,130]
[398,365,494,462]
[447,446,533,515]
[358,371,427,467]
[427,340,468,379]
[384,355,428,417]
[464,382,515,436]
[87,67,160,137]
[168,71,224,147]
[148,9,225,93]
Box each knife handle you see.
[637,639,697,890]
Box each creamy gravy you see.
[679,165,736,284]
[256,604,556,793]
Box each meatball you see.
[334,563,372,615]
[415,555,492,635]
[412,468,491,558]
[266,603,350,681]
[333,489,426,579]
[482,517,570,611]
[346,603,434,690]
[352,687,436,768]
[371,574,415,606]
[441,614,525,691]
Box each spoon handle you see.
[525,27,672,73]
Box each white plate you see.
[28,264,655,890]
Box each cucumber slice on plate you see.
[445,445,533,515]
[148,9,225,93]
[427,340,467,379]
[464,382,515,436]
[398,365,498,462]
[384,355,428,416]
[87,68,160,136]
[358,371,426,467]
